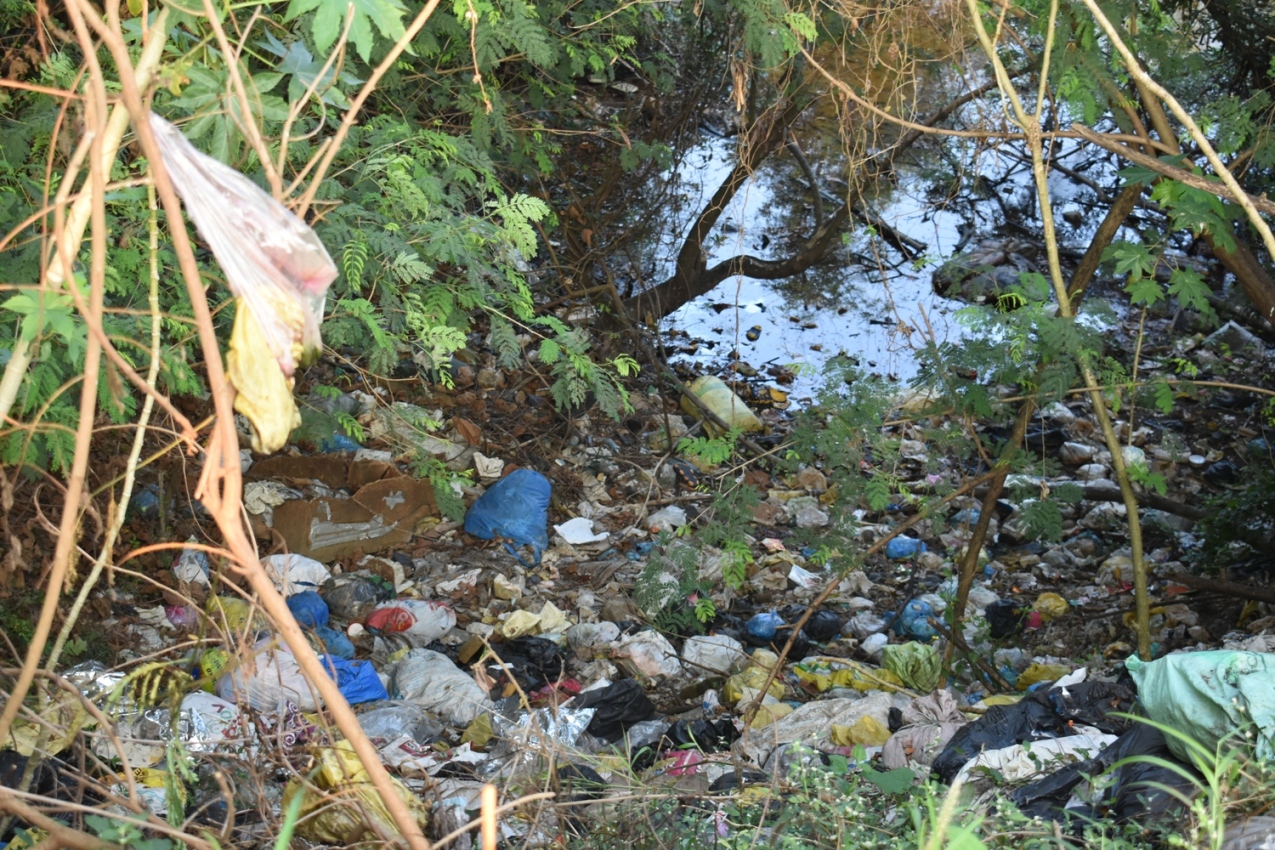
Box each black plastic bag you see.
[574,679,656,740]
[931,679,1136,783]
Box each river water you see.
[643,130,1115,402]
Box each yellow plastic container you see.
[680,376,763,436]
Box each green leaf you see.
[864,476,891,511]
[286,0,408,63]
[259,32,360,107]
[1104,240,1156,279]
[1126,276,1164,306]
[1167,266,1217,322]
[861,767,915,795]
[783,11,817,41]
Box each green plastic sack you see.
[1127,650,1275,763]
[881,641,941,692]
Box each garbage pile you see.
[6,365,1275,848]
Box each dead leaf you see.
[454,417,483,446]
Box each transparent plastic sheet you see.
[490,701,596,776]
[148,113,337,452]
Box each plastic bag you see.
[312,624,355,659]
[1128,650,1275,762]
[681,634,747,676]
[283,741,429,845]
[262,553,331,596]
[881,641,942,692]
[286,590,329,629]
[365,599,456,644]
[464,468,551,565]
[392,648,493,726]
[321,655,388,705]
[149,113,337,453]
[613,630,682,679]
[358,702,445,744]
[149,113,335,376]
[323,571,395,622]
[217,638,320,713]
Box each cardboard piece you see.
[249,458,436,561]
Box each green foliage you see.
[86,813,173,850]
[1127,459,1168,496]
[286,0,407,63]
[1196,461,1275,567]
[677,432,737,466]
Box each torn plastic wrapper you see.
[148,113,336,453]
[491,703,596,768]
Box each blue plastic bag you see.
[464,468,551,565]
[746,611,784,642]
[885,537,926,560]
[895,598,937,639]
[313,624,355,659]
[321,655,387,704]
[287,590,329,628]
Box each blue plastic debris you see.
[746,611,785,642]
[321,655,387,704]
[464,468,552,565]
[319,433,361,453]
[627,541,656,561]
[129,484,164,520]
[313,625,355,659]
[895,599,937,639]
[287,590,330,629]
[885,537,927,560]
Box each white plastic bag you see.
[365,599,458,644]
[149,113,336,376]
[261,553,331,596]
[217,638,320,713]
[613,630,683,679]
[391,648,492,726]
[149,113,337,453]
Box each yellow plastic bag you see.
[795,661,904,693]
[284,741,430,845]
[226,297,302,453]
[1032,592,1070,623]
[1016,663,1072,690]
[150,112,336,454]
[831,715,891,747]
[723,666,785,704]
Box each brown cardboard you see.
[250,457,437,561]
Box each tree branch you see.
[1072,123,1275,217]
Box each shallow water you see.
[647,132,1116,401]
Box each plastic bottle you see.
[679,376,763,436]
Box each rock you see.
[1040,402,1076,425]
[784,495,828,527]
[900,440,928,461]
[1058,441,1097,465]
[1075,463,1110,481]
